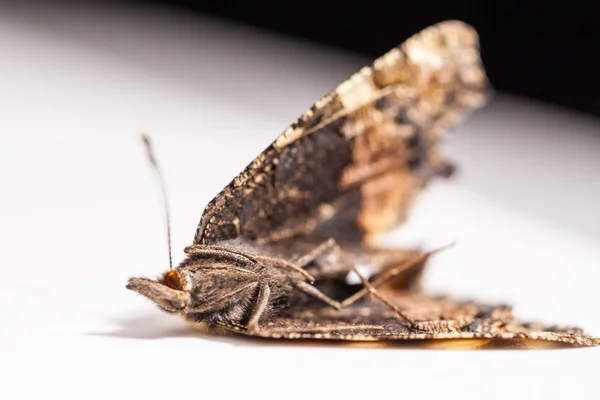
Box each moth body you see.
[127,244,334,330]
[126,22,600,346]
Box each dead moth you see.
[127,20,600,347]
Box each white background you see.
[1,2,599,399]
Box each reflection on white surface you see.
[1,2,599,400]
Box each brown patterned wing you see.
[195,20,490,246]
[217,292,600,347]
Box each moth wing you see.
[218,293,600,347]
[195,20,490,246]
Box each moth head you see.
[126,270,192,313]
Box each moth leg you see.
[308,238,420,327]
[341,251,433,307]
[292,239,340,269]
[188,281,258,314]
[184,264,259,280]
[183,245,257,265]
[343,242,454,305]
[293,280,342,310]
[246,283,271,331]
[247,255,315,283]
[187,245,315,282]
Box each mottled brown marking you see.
[217,292,599,347]
[194,20,490,246]
[128,21,598,347]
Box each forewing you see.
[218,292,600,347]
[195,20,490,246]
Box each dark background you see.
[141,0,600,118]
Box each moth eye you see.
[162,270,184,291]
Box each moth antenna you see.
[141,133,173,270]
[427,241,457,257]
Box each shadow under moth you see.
[127,20,600,347]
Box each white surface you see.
[1,3,599,400]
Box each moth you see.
[127,20,600,347]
